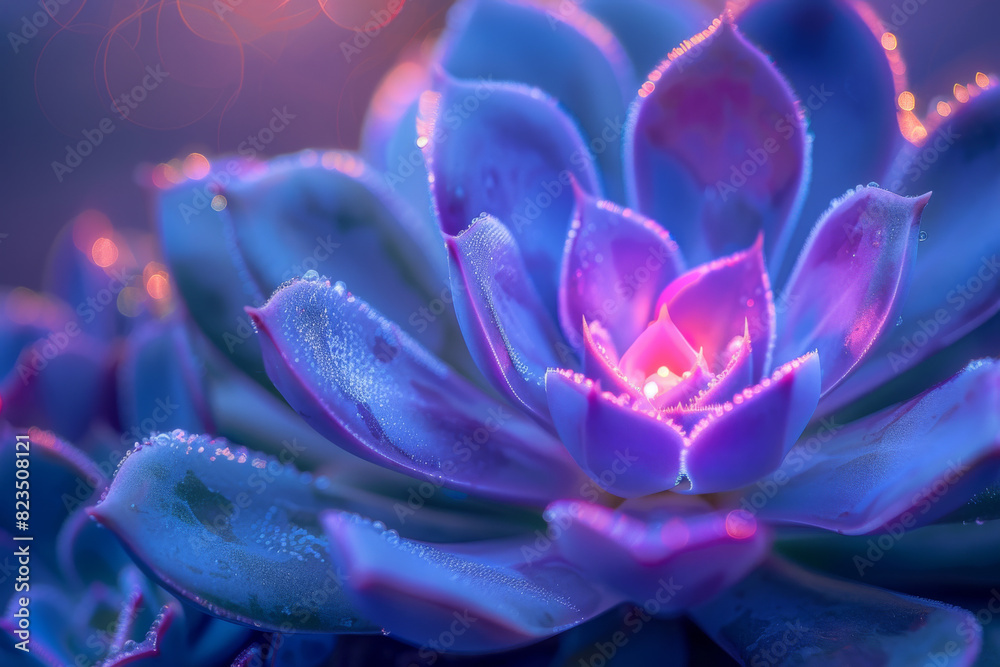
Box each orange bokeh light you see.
[881,32,897,50]
[146,273,170,300]
[725,510,757,540]
[897,91,915,111]
[91,237,119,267]
[954,84,970,103]
[937,100,952,117]
[183,153,211,180]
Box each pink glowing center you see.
[617,304,750,412]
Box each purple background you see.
[0,0,996,289]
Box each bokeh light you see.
[146,273,170,300]
[725,510,757,540]
[182,153,211,180]
[91,237,119,267]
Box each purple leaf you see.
[756,359,1000,535]
[774,185,929,394]
[158,152,466,387]
[1,331,112,442]
[96,600,185,667]
[42,222,120,339]
[0,288,73,379]
[545,499,769,607]
[220,153,456,351]
[447,215,570,419]
[824,89,1000,411]
[626,17,808,268]
[546,369,685,497]
[560,187,684,351]
[692,557,982,666]
[692,323,754,406]
[359,57,441,264]
[361,57,430,175]
[437,0,634,199]
[116,318,213,442]
[420,74,601,314]
[89,431,377,633]
[323,511,615,652]
[230,641,268,667]
[57,507,129,589]
[654,234,774,381]
[249,277,584,505]
[580,318,639,399]
[193,335,416,479]
[680,352,821,494]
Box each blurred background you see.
[0,0,997,290]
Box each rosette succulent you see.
[5,0,1000,665]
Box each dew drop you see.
[867,181,879,187]
[302,269,320,281]
[918,230,928,242]
[896,315,903,326]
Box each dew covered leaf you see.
[755,359,1000,535]
[626,18,808,268]
[323,511,616,652]
[90,430,377,633]
[775,186,928,395]
[157,152,466,390]
[249,276,584,505]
